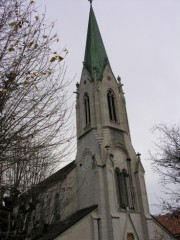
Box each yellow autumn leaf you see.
[9,22,18,27]
[8,47,15,52]
[50,57,56,62]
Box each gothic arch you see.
[112,146,128,169]
[115,168,127,209]
[113,144,129,157]
[84,92,91,126]
[115,168,134,210]
[107,89,118,122]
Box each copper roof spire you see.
[84,3,110,80]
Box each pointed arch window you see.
[107,89,117,122]
[54,193,60,221]
[115,168,130,209]
[84,92,91,126]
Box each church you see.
[25,2,176,240]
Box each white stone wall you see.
[73,64,175,240]
[110,212,145,240]
[75,129,100,209]
[55,212,96,240]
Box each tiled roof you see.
[32,205,98,240]
[155,212,180,238]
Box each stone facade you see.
[21,4,176,240]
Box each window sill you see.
[109,120,120,126]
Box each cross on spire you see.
[88,0,93,4]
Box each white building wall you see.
[73,57,176,240]
[55,213,95,240]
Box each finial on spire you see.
[88,0,93,4]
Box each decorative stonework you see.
[82,150,93,170]
[111,147,127,169]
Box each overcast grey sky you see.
[37,0,180,214]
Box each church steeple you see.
[76,4,131,140]
[75,5,154,240]
[84,5,110,80]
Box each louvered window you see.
[107,89,117,122]
[84,93,91,126]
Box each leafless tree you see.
[0,0,74,237]
[150,123,180,213]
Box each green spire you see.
[84,5,110,80]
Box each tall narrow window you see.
[40,200,45,224]
[115,168,130,209]
[107,89,117,122]
[54,193,60,221]
[115,168,123,207]
[121,169,129,208]
[84,93,91,126]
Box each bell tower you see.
[75,3,151,240]
[76,5,130,142]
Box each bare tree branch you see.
[0,0,74,237]
[150,123,180,213]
